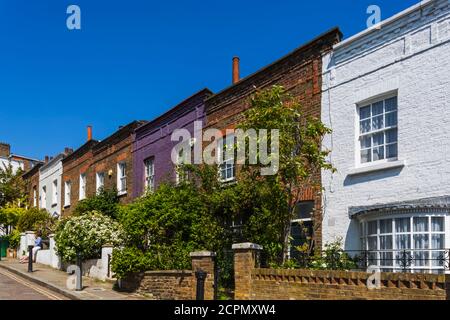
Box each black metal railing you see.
[277,249,450,274]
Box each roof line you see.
[334,0,434,50]
[206,26,342,102]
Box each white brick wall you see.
[321,0,450,250]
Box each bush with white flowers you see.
[55,211,125,262]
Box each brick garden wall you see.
[119,251,216,300]
[233,243,450,300]
[251,269,450,300]
[120,270,194,300]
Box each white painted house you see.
[39,153,68,218]
[321,0,450,272]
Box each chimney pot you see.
[87,125,93,141]
[45,156,49,163]
[232,56,240,84]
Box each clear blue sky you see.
[0,0,418,159]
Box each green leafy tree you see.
[0,163,27,208]
[237,85,335,262]
[73,187,120,219]
[16,207,56,238]
[0,204,26,235]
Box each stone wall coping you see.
[190,251,216,257]
[232,243,263,250]
[25,231,36,234]
[253,268,450,283]
[48,234,55,238]
[143,270,193,277]
[102,244,114,248]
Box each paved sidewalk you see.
[0,258,147,300]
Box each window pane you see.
[386,144,398,159]
[380,219,392,234]
[395,218,410,233]
[361,149,371,163]
[372,115,384,130]
[386,128,398,143]
[431,217,444,232]
[372,101,384,115]
[385,97,397,112]
[380,235,392,249]
[414,234,429,249]
[431,234,444,249]
[360,106,371,119]
[373,132,384,146]
[360,136,371,149]
[373,146,384,161]
[368,236,377,250]
[360,119,371,134]
[413,217,429,232]
[368,221,377,235]
[385,111,397,127]
[396,235,410,249]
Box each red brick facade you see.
[204,28,342,248]
[61,140,98,216]
[22,163,42,209]
[61,122,145,216]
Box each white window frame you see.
[52,179,58,205]
[117,162,127,195]
[144,158,155,193]
[217,134,236,183]
[96,172,105,195]
[356,93,398,167]
[360,212,448,273]
[33,187,37,207]
[64,181,71,207]
[79,173,86,200]
[41,186,46,208]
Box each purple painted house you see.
[132,88,213,197]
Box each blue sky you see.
[0,0,418,159]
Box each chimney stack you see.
[232,56,240,84]
[45,156,49,163]
[87,125,93,141]
[0,142,11,158]
[64,147,73,155]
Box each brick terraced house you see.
[90,120,146,203]
[61,122,145,216]
[204,28,342,250]
[61,126,99,216]
[22,162,43,209]
[132,89,212,196]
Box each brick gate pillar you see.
[232,243,263,300]
[190,251,216,300]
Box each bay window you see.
[360,213,446,273]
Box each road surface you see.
[0,269,67,300]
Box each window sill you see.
[64,204,70,209]
[348,160,405,176]
[117,191,127,197]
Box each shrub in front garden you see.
[55,211,125,262]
